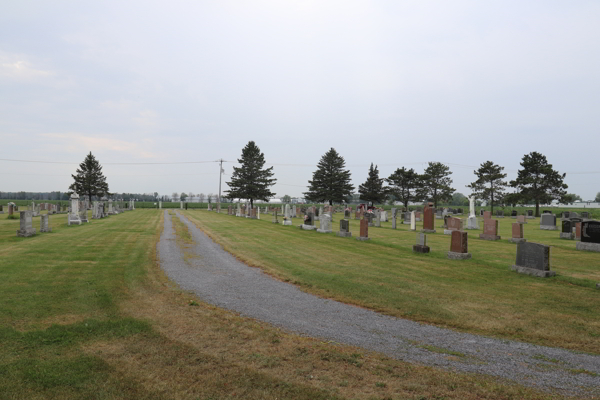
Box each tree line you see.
[23,145,581,218]
[226,143,572,217]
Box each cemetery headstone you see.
[8,204,14,216]
[317,214,332,233]
[483,211,491,220]
[562,211,570,219]
[516,215,527,224]
[283,204,292,225]
[374,211,381,227]
[511,210,517,218]
[457,208,463,215]
[421,203,436,233]
[581,212,590,219]
[272,209,278,224]
[338,219,352,237]
[575,221,582,241]
[415,211,422,222]
[0,205,3,214]
[357,218,370,241]
[479,218,501,240]
[17,211,36,237]
[496,210,504,218]
[301,212,317,230]
[68,194,82,225]
[540,214,557,230]
[576,220,600,252]
[467,215,479,230]
[410,211,416,231]
[403,211,411,225]
[511,242,554,277]
[560,220,574,240]
[510,222,526,244]
[40,214,51,233]
[413,232,430,253]
[447,230,471,259]
[380,210,388,222]
[444,217,463,235]
[436,209,443,219]
[526,210,534,219]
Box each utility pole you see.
[217,159,224,213]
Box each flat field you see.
[0,209,590,399]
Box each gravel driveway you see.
[158,210,600,397]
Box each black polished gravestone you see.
[511,242,554,277]
[511,210,518,218]
[576,220,600,252]
[560,220,574,239]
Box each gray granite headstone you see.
[511,242,554,277]
[17,211,36,237]
[540,214,557,230]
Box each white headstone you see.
[468,196,476,218]
[410,211,416,231]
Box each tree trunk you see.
[535,201,540,218]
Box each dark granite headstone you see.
[511,210,517,217]
[581,220,600,244]
[540,214,557,230]
[512,242,554,277]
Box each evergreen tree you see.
[510,152,568,217]
[68,152,109,200]
[419,162,455,208]
[358,163,386,205]
[304,148,354,205]
[466,161,507,214]
[385,167,422,209]
[225,141,276,208]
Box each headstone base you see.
[40,227,52,233]
[435,216,442,219]
[421,229,436,234]
[539,226,557,230]
[526,216,534,219]
[16,228,36,237]
[368,223,374,227]
[416,218,421,222]
[443,229,454,235]
[479,234,501,241]
[575,242,600,253]
[413,244,430,253]
[68,217,82,226]
[316,229,332,234]
[509,238,526,244]
[283,220,292,225]
[356,236,370,241]
[402,221,411,224]
[511,216,517,219]
[301,224,317,231]
[511,265,555,278]
[447,251,471,260]
[559,233,573,240]
[497,216,504,218]
[338,231,352,237]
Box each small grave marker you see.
[17,211,36,237]
[479,218,501,241]
[510,222,526,244]
[357,218,370,241]
[413,233,430,253]
[338,219,352,237]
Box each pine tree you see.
[69,152,109,200]
[304,148,354,205]
[385,167,422,209]
[510,152,568,217]
[466,161,507,214]
[225,141,276,208]
[358,163,386,205]
[419,162,455,208]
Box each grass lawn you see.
[0,209,584,399]
[183,210,600,355]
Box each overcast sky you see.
[2,1,599,200]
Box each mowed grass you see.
[0,209,573,399]
[183,210,600,354]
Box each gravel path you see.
[158,211,600,397]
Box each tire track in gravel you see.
[157,210,600,397]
